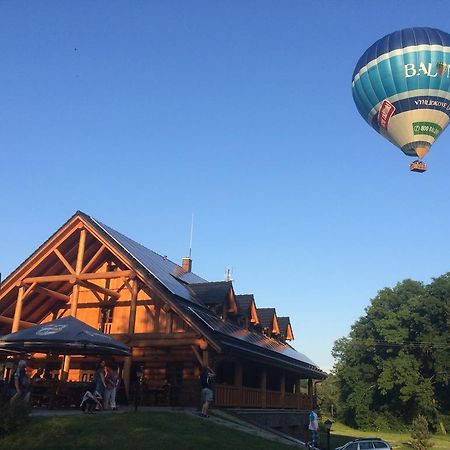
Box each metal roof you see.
[188,281,232,305]
[91,217,207,303]
[277,317,291,333]
[235,294,254,315]
[257,308,277,329]
[184,304,324,377]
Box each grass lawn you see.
[0,411,294,450]
[327,421,450,450]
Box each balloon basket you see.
[409,160,427,173]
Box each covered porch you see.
[213,358,315,410]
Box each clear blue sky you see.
[2,0,450,372]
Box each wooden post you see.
[124,278,138,399]
[12,286,25,332]
[260,368,267,408]
[59,357,67,382]
[70,228,87,317]
[280,371,286,408]
[202,350,209,368]
[296,378,302,410]
[234,362,243,387]
[154,305,160,332]
[128,279,138,334]
[61,355,70,381]
[122,356,132,400]
[65,229,87,380]
[165,310,173,334]
[308,378,314,409]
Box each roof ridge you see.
[189,280,231,286]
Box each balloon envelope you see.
[352,27,450,159]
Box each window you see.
[345,443,358,450]
[99,307,114,334]
[359,442,374,450]
[373,442,389,449]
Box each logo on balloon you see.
[405,62,450,78]
[413,122,442,138]
[378,100,396,129]
[437,62,448,77]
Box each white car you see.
[335,438,392,450]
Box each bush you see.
[410,415,433,450]
[0,401,30,437]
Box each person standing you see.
[104,364,120,410]
[200,366,215,418]
[94,360,106,404]
[10,359,30,405]
[308,410,319,448]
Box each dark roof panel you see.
[91,217,207,303]
[257,308,276,329]
[277,317,290,333]
[235,294,254,315]
[184,304,324,377]
[188,281,232,305]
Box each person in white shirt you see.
[308,410,319,447]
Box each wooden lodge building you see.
[0,211,325,409]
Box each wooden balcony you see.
[215,384,312,410]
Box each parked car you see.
[335,438,392,450]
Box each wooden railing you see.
[215,385,261,407]
[266,390,282,408]
[215,384,312,410]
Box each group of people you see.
[7,356,321,444]
[5,356,121,413]
[80,360,121,413]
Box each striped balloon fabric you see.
[352,27,450,160]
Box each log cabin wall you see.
[0,212,325,409]
[20,252,207,406]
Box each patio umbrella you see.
[0,316,130,356]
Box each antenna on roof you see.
[225,267,233,282]
[182,214,194,273]
[189,213,194,258]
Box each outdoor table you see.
[30,380,89,409]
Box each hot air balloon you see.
[352,27,450,172]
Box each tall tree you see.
[333,276,449,430]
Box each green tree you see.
[317,373,340,418]
[411,415,433,450]
[333,276,450,430]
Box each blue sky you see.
[2,0,450,371]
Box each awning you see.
[0,316,130,356]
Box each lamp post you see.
[134,365,144,412]
[324,419,333,450]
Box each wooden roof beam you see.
[78,280,120,300]
[33,285,70,303]
[79,270,135,281]
[53,248,76,275]
[0,315,36,328]
[0,220,84,297]
[81,244,106,274]
[22,270,135,284]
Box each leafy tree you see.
[333,275,450,430]
[317,373,340,418]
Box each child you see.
[80,385,103,413]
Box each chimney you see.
[182,257,192,272]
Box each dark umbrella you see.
[0,316,130,356]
